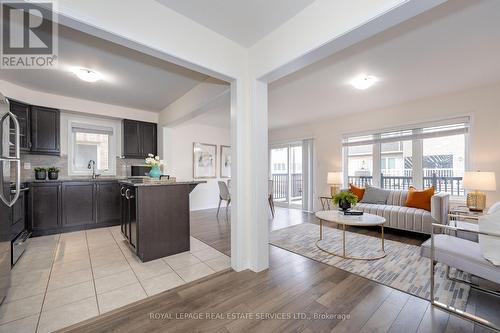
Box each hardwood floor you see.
[60,207,496,333]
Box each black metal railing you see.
[272,173,303,200]
[381,176,412,190]
[424,175,464,196]
[272,174,288,200]
[291,173,303,198]
[348,173,464,196]
[348,176,373,187]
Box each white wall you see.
[269,82,500,209]
[163,123,231,211]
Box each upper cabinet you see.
[122,119,157,158]
[31,106,60,155]
[9,100,60,156]
[9,100,31,151]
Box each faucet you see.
[87,160,100,179]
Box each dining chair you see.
[217,181,231,218]
[268,179,275,218]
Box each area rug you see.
[269,223,470,310]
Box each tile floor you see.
[0,226,231,333]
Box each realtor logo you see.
[1,0,58,68]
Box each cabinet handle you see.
[125,189,130,199]
[120,187,126,197]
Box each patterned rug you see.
[269,223,470,310]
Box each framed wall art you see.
[220,145,231,178]
[193,142,217,178]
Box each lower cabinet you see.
[120,185,137,250]
[29,181,121,236]
[62,182,96,227]
[97,182,121,225]
[30,183,61,234]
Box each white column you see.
[230,77,269,272]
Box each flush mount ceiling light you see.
[71,67,103,83]
[350,75,378,90]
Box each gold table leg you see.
[319,219,323,240]
[381,225,385,252]
[342,223,346,257]
[315,222,387,261]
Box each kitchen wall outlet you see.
[23,162,31,170]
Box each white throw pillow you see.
[479,210,500,266]
[487,201,500,215]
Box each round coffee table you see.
[315,210,386,260]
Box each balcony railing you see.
[348,173,464,196]
[272,173,303,201]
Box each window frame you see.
[67,119,118,176]
[342,118,470,200]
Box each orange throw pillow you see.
[405,186,435,211]
[349,184,365,201]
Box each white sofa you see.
[354,189,450,234]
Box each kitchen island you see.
[119,180,205,262]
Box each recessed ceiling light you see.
[71,67,103,83]
[350,75,378,90]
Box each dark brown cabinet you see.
[62,182,96,227]
[97,182,121,225]
[31,106,60,155]
[119,182,202,262]
[120,185,137,249]
[30,183,61,233]
[122,119,157,158]
[9,101,31,152]
[7,99,60,156]
[29,181,120,236]
[10,190,27,240]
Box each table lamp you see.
[463,171,496,212]
[327,172,342,198]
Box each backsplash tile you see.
[20,154,145,181]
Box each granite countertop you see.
[118,180,207,187]
[27,177,140,183]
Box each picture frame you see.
[193,142,217,178]
[220,145,231,178]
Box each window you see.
[69,122,116,176]
[343,118,469,197]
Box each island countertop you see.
[118,180,206,187]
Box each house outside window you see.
[68,121,117,176]
[342,118,469,197]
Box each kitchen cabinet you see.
[62,182,96,227]
[29,183,61,234]
[122,119,157,158]
[31,106,60,155]
[29,180,121,236]
[9,100,30,152]
[7,99,60,156]
[97,182,121,225]
[140,122,157,157]
[119,181,203,262]
[120,184,137,249]
[11,190,27,239]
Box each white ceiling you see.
[267,0,500,129]
[0,25,212,112]
[155,0,315,47]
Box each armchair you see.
[421,222,500,331]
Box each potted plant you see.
[145,154,163,179]
[34,167,47,180]
[333,191,358,212]
[47,167,60,180]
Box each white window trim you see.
[342,118,470,199]
[68,118,118,176]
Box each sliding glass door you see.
[270,143,303,208]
